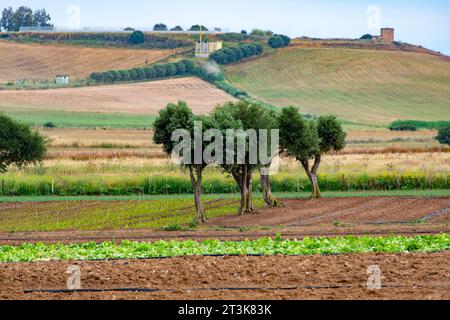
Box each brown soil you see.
[1,252,449,300]
[0,41,172,83]
[0,77,236,115]
[0,196,448,245]
[206,197,450,228]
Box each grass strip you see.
[1,190,448,203]
[0,234,449,262]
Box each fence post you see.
[52,178,55,195]
[1,179,3,196]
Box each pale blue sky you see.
[6,0,450,54]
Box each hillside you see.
[224,47,450,125]
[0,77,236,116]
[0,41,173,83]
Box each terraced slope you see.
[224,47,450,125]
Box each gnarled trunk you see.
[301,155,322,199]
[189,167,206,222]
[232,165,255,215]
[260,168,283,207]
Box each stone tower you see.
[380,28,394,42]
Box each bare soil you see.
[0,77,236,115]
[0,41,172,83]
[1,252,449,300]
[205,197,450,228]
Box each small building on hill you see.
[372,28,395,42]
[55,75,70,85]
[195,41,223,58]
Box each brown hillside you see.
[0,41,173,83]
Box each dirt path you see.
[1,252,449,300]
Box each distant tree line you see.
[0,6,52,32]
[389,120,450,131]
[152,24,209,32]
[89,60,197,83]
[3,32,191,49]
[209,43,264,65]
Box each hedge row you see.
[89,59,196,83]
[209,43,264,65]
[389,120,450,131]
[4,32,191,49]
[0,173,447,196]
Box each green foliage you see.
[1,234,449,262]
[170,26,183,31]
[43,121,56,128]
[389,120,450,131]
[317,115,347,153]
[189,25,208,31]
[89,59,197,84]
[360,34,373,40]
[0,114,47,173]
[153,101,194,155]
[153,23,168,31]
[4,32,190,49]
[279,107,319,161]
[436,126,450,145]
[268,34,291,48]
[250,29,274,37]
[210,43,264,65]
[1,6,52,32]
[0,172,448,197]
[129,30,145,44]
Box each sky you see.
[6,0,450,55]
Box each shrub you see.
[268,35,286,48]
[43,121,56,128]
[436,126,450,145]
[153,23,168,31]
[129,30,145,44]
[153,64,167,78]
[210,44,263,65]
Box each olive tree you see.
[0,114,47,173]
[211,101,280,214]
[153,101,211,222]
[279,108,346,199]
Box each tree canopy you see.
[436,126,450,145]
[1,6,52,31]
[0,114,47,173]
[129,30,145,44]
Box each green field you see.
[224,47,450,125]
[1,235,449,262]
[0,108,156,129]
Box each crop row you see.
[0,234,449,262]
[0,172,448,196]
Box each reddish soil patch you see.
[206,197,450,228]
[0,224,449,246]
[1,252,449,300]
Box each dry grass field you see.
[0,77,236,115]
[0,41,173,83]
[225,47,450,125]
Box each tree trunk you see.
[232,166,254,215]
[301,156,322,199]
[189,167,206,222]
[260,166,283,208]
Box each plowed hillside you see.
[0,77,236,115]
[0,41,172,83]
[224,47,450,125]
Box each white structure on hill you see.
[195,41,223,58]
[55,75,70,85]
